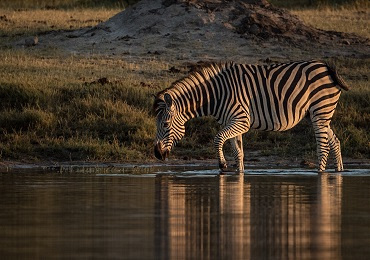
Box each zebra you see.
[153,60,349,173]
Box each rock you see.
[97,77,110,85]
[24,36,38,47]
[0,15,9,22]
[86,77,110,86]
[241,0,270,6]
[162,0,178,7]
[249,24,260,35]
[169,66,181,73]
[300,160,315,169]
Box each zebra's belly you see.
[249,109,308,132]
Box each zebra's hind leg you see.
[230,135,244,173]
[328,127,344,172]
[312,122,331,172]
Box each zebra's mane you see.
[153,62,235,115]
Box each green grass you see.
[0,50,179,161]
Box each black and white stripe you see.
[154,60,349,172]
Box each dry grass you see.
[0,0,133,9]
[0,9,118,38]
[292,7,369,39]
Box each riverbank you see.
[1,156,369,173]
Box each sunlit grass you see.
[0,0,135,9]
[0,8,119,39]
[271,0,368,9]
[292,7,369,38]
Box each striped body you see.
[154,60,348,172]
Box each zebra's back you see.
[235,60,344,131]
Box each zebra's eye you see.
[163,122,170,128]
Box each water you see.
[1,166,370,259]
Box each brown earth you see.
[22,0,370,63]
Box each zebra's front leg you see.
[214,120,249,173]
[215,138,228,171]
[230,135,244,173]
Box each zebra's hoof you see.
[219,162,227,171]
[335,164,344,172]
[236,168,244,174]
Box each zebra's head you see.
[153,92,185,161]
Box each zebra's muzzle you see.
[154,142,169,161]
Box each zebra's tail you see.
[325,61,350,91]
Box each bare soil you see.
[20,0,369,63]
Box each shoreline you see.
[1,156,369,173]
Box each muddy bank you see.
[1,157,369,173]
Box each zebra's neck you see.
[168,63,232,121]
[172,89,211,120]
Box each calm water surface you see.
[0,166,370,259]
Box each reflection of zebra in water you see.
[153,60,349,173]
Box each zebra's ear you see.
[164,93,172,107]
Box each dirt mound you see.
[30,0,369,62]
